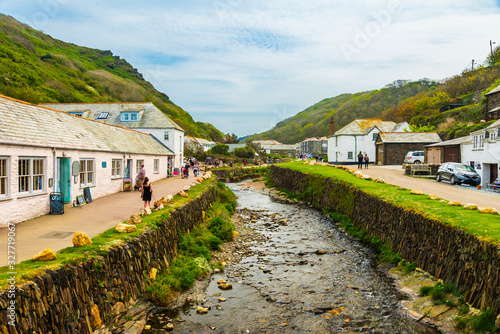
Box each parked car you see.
[404,151,424,164]
[436,162,481,186]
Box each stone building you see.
[0,95,174,227]
[485,84,500,121]
[375,132,441,165]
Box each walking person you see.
[357,151,364,169]
[193,162,200,177]
[140,177,153,209]
[135,164,146,190]
[364,154,369,169]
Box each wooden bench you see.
[410,164,432,176]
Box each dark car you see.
[436,162,481,186]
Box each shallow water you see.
[146,182,441,333]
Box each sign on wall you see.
[72,161,80,176]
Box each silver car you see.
[436,162,481,186]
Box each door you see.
[491,164,498,183]
[58,158,71,203]
[125,159,133,178]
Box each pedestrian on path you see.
[141,177,153,208]
[364,154,369,169]
[357,151,364,169]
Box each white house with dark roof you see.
[328,119,409,164]
[0,95,174,227]
[461,120,500,186]
[41,102,185,174]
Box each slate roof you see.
[0,95,174,155]
[377,132,442,144]
[425,136,471,147]
[486,84,500,96]
[334,119,404,136]
[40,102,184,132]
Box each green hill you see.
[0,14,224,141]
[247,63,500,144]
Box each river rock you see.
[315,250,327,255]
[33,248,56,261]
[128,214,142,224]
[72,231,92,247]
[428,194,440,200]
[115,224,137,233]
[479,207,499,215]
[448,201,463,206]
[464,203,478,210]
[166,323,174,330]
[141,206,152,216]
[410,189,423,195]
[217,279,226,284]
[112,302,125,315]
[218,297,226,302]
[232,231,239,239]
[196,306,208,314]
[178,191,188,198]
[374,177,385,183]
[90,304,102,330]
[218,283,233,290]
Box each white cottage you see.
[0,95,174,227]
[328,119,409,164]
[461,120,500,186]
[41,102,185,174]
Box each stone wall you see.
[211,167,268,183]
[381,143,428,165]
[270,165,500,314]
[0,186,217,334]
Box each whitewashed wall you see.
[328,131,378,163]
[137,128,184,169]
[0,144,170,228]
[462,139,500,186]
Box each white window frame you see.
[0,157,9,198]
[69,112,83,117]
[18,157,45,195]
[111,159,122,178]
[79,159,95,187]
[136,160,144,174]
[164,131,169,141]
[120,112,139,122]
[154,159,159,174]
[348,152,353,160]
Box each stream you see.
[144,181,441,333]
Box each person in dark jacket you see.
[357,151,363,169]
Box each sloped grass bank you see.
[146,182,236,305]
[269,163,500,317]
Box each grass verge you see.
[0,177,216,291]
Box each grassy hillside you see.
[248,62,500,144]
[246,80,437,144]
[0,14,223,141]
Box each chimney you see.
[329,117,335,135]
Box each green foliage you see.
[322,155,328,162]
[0,14,223,140]
[419,282,460,306]
[211,144,230,156]
[208,216,234,241]
[455,308,497,333]
[234,146,255,159]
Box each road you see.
[355,165,499,210]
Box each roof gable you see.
[334,119,401,136]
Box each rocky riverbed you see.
[139,180,451,333]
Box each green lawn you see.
[278,162,500,245]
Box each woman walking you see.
[140,177,153,208]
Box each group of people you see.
[181,159,200,179]
[357,151,370,169]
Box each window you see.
[154,159,159,173]
[79,159,95,187]
[97,112,109,120]
[0,157,8,197]
[18,158,44,194]
[348,152,353,159]
[164,131,169,141]
[180,136,182,151]
[69,112,83,117]
[136,160,144,174]
[111,159,122,178]
[335,137,338,147]
[372,133,378,141]
[120,112,139,122]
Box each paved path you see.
[0,175,197,267]
[354,165,499,210]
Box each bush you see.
[234,146,255,159]
[208,216,234,241]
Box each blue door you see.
[59,158,71,203]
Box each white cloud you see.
[1,0,500,136]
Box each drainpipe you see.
[52,148,57,192]
[353,136,357,163]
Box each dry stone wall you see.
[0,186,217,334]
[211,168,267,183]
[270,165,500,314]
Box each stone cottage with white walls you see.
[328,119,409,164]
[41,102,185,175]
[0,95,174,228]
[461,120,500,186]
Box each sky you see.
[1,1,500,137]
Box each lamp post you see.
[491,40,496,56]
